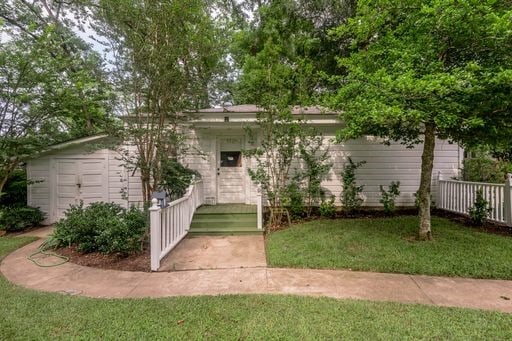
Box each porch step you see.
[189,205,262,236]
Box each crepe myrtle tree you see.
[92,0,224,202]
[328,0,512,240]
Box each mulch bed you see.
[432,208,512,237]
[56,247,151,272]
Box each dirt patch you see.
[56,247,150,272]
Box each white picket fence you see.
[149,180,204,271]
[437,173,512,227]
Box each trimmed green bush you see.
[283,182,305,219]
[0,206,45,232]
[319,196,336,218]
[340,157,366,213]
[47,202,148,254]
[379,181,401,215]
[469,189,492,226]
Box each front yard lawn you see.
[266,216,512,279]
[1,235,512,339]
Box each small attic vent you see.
[224,116,229,122]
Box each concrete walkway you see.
[159,235,267,271]
[2,238,512,313]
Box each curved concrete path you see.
[2,239,512,313]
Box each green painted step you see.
[188,230,262,236]
[192,214,257,221]
[195,204,257,214]
[189,205,260,235]
[191,220,257,227]
[190,222,257,230]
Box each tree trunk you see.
[418,122,436,240]
[0,174,9,197]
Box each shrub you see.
[296,131,333,217]
[379,181,401,215]
[283,182,305,219]
[0,206,45,232]
[47,202,148,254]
[159,160,200,201]
[462,157,511,184]
[319,196,336,218]
[469,188,492,226]
[340,157,366,213]
[0,169,28,206]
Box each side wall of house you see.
[317,129,461,207]
[184,125,462,208]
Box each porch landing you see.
[159,235,266,271]
[189,204,261,235]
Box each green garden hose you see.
[27,241,69,267]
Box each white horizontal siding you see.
[182,129,216,201]
[319,135,460,206]
[27,157,51,222]
[107,150,128,208]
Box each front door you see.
[217,136,245,203]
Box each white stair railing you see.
[257,184,263,230]
[150,179,204,271]
[437,173,512,227]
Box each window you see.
[220,151,242,167]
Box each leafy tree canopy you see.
[232,0,356,107]
[328,0,512,239]
[0,0,113,194]
[329,0,512,148]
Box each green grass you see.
[267,216,512,279]
[1,236,512,339]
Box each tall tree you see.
[92,0,225,202]
[234,1,345,224]
[328,0,512,240]
[0,0,112,195]
[232,0,356,105]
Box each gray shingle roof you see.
[189,104,334,115]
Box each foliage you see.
[235,1,339,225]
[0,1,114,195]
[469,189,492,226]
[92,0,225,202]
[340,157,365,214]
[158,160,200,201]
[282,182,305,219]
[319,196,336,218]
[328,0,512,240]
[0,169,27,206]
[295,131,333,217]
[0,206,45,232]
[267,216,512,279]
[47,202,148,254]
[1,238,512,341]
[462,157,512,184]
[379,181,401,215]
[231,0,357,105]
[244,108,304,225]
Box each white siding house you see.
[27,105,462,224]
[182,105,462,207]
